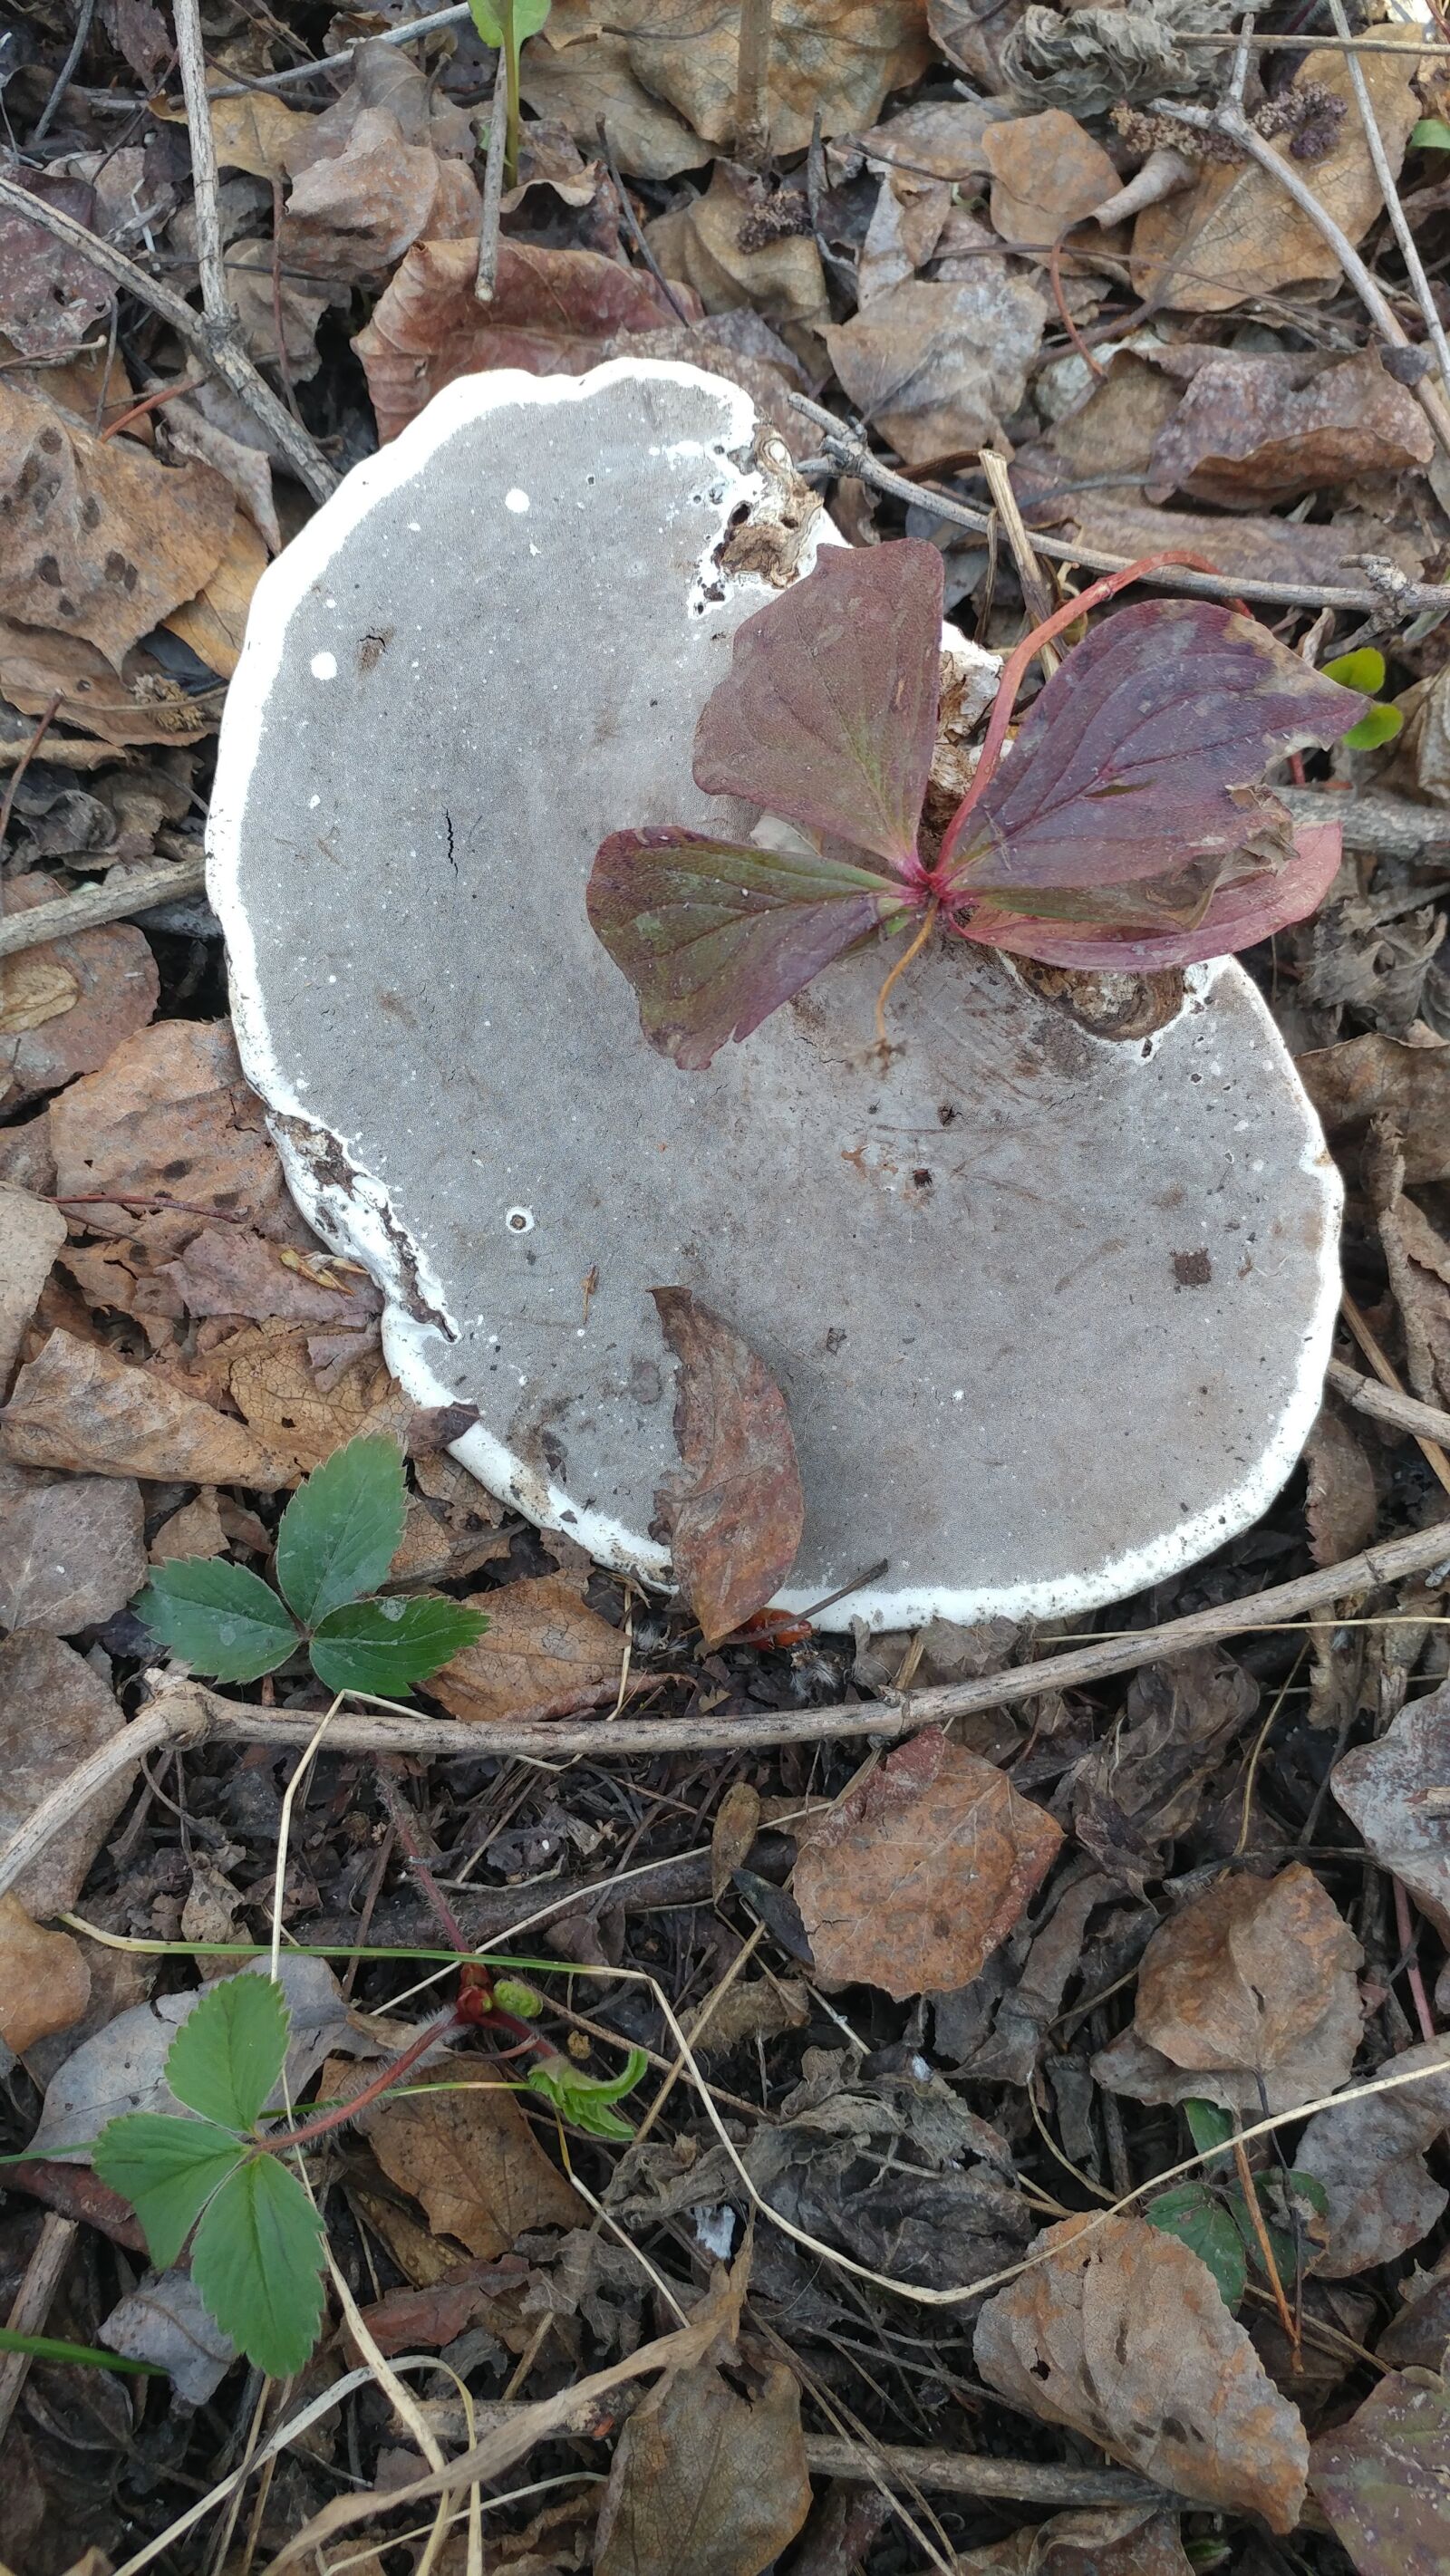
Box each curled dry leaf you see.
[0,1895,91,2053]
[973,2213,1310,2531]
[1311,2369,1450,2576]
[0,1456,147,1634]
[981,111,1119,249]
[1,876,159,1108]
[0,1182,64,1393]
[1092,1863,1364,2115]
[652,1288,804,1646]
[647,163,827,347]
[611,0,932,157]
[161,511,270,683]
[0,619,222,749]
[0,1630,126,1917]
[160,1225,382,1331]
[1298,1035,1450,1188]
[792,1727,1063,2000]
[1131,37,1422,313]
[1333,1685,1450,1942]
[281,37,481,285]
[2,1328,295,1489]
[1304,1404,1378,1568]
[426,1572,626,1723]
[519,34,707,183]
[1038,488,1425,602]
[955,2506,1194,2576]
[151,83,314,184]
[826,271,1049,467]
[1145,349,1435,509]
[0,381,235,671]
[1294,2037,1450,2276]
[100,2267,236,2406]
[365,2065,579,2257]
[355,239,691,444]
[595,2350,813,2576]
[0,170,115,360]
[1068,1649,1260,1895]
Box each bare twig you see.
[475,42,509,301]
[1328,1359,1450,1451]
[0,2217,77,2449]
[597,121,691,321]
[788,394,1450,618]
[34,0,97,140]
[735,0,775,170]
[0,177,336,502]
[6,1513,1450,1906]
[978,449,1058,671]
[1226,7,1256,108]
[0,850,208,959]
[1278,786,1450,859]
[1176,26,1450,53]
[1341,1289,1450,1497]
[1328,0,1450,415]
[172,0,229,327]
[209,2,474,99]
[802,2437,1165,2511]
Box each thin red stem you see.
[272,2009,459,2152]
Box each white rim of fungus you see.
[208,359,1342,1633]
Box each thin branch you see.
[802,2437,1165,2512]
[1176,26,1450,53]
[1325,0,1450,417]
[6,1513,1450,1907]
[172,0,229,327]
[475,42,509,300]
[735,0,775,171]
[33,0,97,141]
[1278,785,1450,859]
[0,2216,77,2450]
[977,448,1058,670]
[0,176,337,503]
[0,696,63,867]
[788,394,1450,618]
[209,3,474,99]
[597,121,691,321]
[1328,1359,1450,1450]
[0,849,208,959]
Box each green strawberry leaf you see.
[525,2045,649,2139]
[1145,2181,1248,2309]
[1184,2098,1236,2163]
[92,2114,246,2271]
[190,2153,326,2379]
[275,1433,408,1626]
[1412,115,1450,150]
[469,0,551,43]
[308,1596,488,1698]
[133,1558,299,1684]
[165,1975,290,2133]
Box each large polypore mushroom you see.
[208,361,1341,1630]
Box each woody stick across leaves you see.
[586,541,1369,1068]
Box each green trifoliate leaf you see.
[1184,2097,1235,2164]
[1145,2182,1248,2310]
[190,2153,326,2379]
[275,1433,408,1626]
[133,1558,299,1684]
[525,2046,649,2139]
[93,2115,246,2271]
[165,1974,290,2133]
[308,1596,488,1698]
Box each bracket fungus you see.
[208,361,1342,1631]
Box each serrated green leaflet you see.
[191,2154,325,2378]
[1184,2097,1235,2161]
[275,1433,408,1626]
[309,1596,488,1697]
[468,0,550,43]
[134,1558,299,1684]
[165,1975,289,2131]
[93,2115,245,2271]
[1145,2181,1248,2309]
[525,2045,648,2139]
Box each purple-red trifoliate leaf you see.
[586,826,909,1071]
[691,538,944,873]
[941,599,1366,896]
[957,821,1344,974]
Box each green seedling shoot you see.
[469,0,550,187]
[1321,646,1405,751]
[132,1433,487,1697]
[1144,2098,1329,2311]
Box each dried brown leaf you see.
[0,619,222,748]
[0,1895,91,2052]
[595,2353,813,2576]
[366,2065,579,2256]
[355,239,689,444]
[652,1288,803,1647]
[0,875,158,1107]
[223,1320,392,1475]
[280,39,481,285]
[1092,1863,1364,2114]
[792,1726,1063,1999]
[427,1572,625,1723]
[711,1780,761,1901]
[49,1018,301,1240]
[0,1629,127,1915]
[1294,2037,1450,2275]
[612,0,931,157]
[1305,1403,1379,1567]
[1145,349,1434,508]
[150,1491,228,1562]
[973,2213,1310,2530]
[161,510,269,682]
[0,1455,146,1633]
[981,111,1119,250]
[1298,1034,1450,1185]
[1131,38,1422,313]
[826,271,1048,467]
[0,1182,64,1393]
[0,381,234,671]
[647,163,826,348]
[1333,1685,1450,1943]
[159,1224,382,1330]
[151,85,315,183]
[955,2506,1194,2576]
[1310,2368,1450,2576]
[1068,1649,1260,1893]
[2,1328,294,1488]
[1037,490,1425,594]
[519,34,707,183]
[222,239,348,385]
[0,173,114,361]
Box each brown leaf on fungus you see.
[612,0,932,158]
[792,1727,1063,1999]
[355,240,691,445]
[0,1630,127,1916]
[981,111,1120,250]
[1298,1035,1450,1187]
[1092,1864,1364,2115]
[2,1328,295,1489]
[1311,2369,1450,2576]
[973,2213,1310,2531]
[1333,1685,1450,1943]
[0,1182,64,1392]
[365,2065,579,2257]
[1131,36,1422,313]
[595,2351,813,2576]
[826,273,1049,468]
[0,876,158,1108]
[1068,1649,1260,1894]
[1145,349,1435,509]
[48,1019,301,1241]
[652,1288,803,1647]
[0,1456,147,1634]
[0,1895,91,2053]
[0,381,235,671]
[426,1573,626,1723]
[1293,2038,1450,2276]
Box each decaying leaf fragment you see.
[595,2349,812,2576]
[1293,2038,1450,2276]
[1332,1684,1450,1942]
[974,2213,1310,2530]
[365,2065,579,2257]
[1311,2369,1450,2576]
[652,1288,803,1645]
[792,1726,1063,1999]
[425,1572,626,1722]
